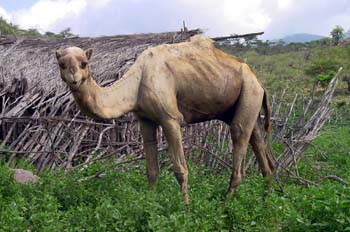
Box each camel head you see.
[56,47,93,91]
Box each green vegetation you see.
[0,17,76,38]
[304,59,340,85]
[230,38,350,111]
[0,17,40,36]
[0,127,349,231]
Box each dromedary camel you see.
[56,35,275,204]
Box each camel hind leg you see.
[250,123,276,199]
[250,123,275,177]
[226,81,264,196]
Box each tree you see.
[58,27,76,38]
[330,25,344,45]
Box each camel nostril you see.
[72,81,77,85]
[69,67,76,74]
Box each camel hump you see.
[189,35,214,49]
[239,63,253,77]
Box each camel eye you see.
[59,63,66,69]
[81,61,88,69]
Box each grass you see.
[1,126,349,231]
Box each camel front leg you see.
[139,118,159,186]
[161,119,189,205]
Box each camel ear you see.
[56,49,63,60]
[85,48,93,60]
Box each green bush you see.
[304,59,340,79]
[316,70,336,86]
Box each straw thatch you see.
[0,29,201,93]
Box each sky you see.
[0,0,350,40]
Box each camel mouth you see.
[67,79,83,92]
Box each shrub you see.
[304,59,340,86]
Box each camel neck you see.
[72,65,141,120]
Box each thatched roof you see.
[0,29,201,94]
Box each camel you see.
[56,35,275,204]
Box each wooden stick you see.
[212,32,264,41]
[321,175,348,186]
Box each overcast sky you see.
[0,0,350,39]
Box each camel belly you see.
[176,77,241,124]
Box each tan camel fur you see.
[56,35,275,204]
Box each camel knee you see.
[256,153,273,177]
[174,170,188,185]
[231,123,243,141]
[174,169,189,193]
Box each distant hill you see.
[278,33,327,44]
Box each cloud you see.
[174,0,274,36]
[277,0,292,11]
[0,6,11,22]
[12,0,85,32]
[263,0,350,39]
[51,0,290,37]
[1,0,350,39]
[1,0,289,36]
[8,0,111,32]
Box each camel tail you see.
[262,89,271,133]
[262,88,276,172]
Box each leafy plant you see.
[316,70,336,86]
[304,59,340,85]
